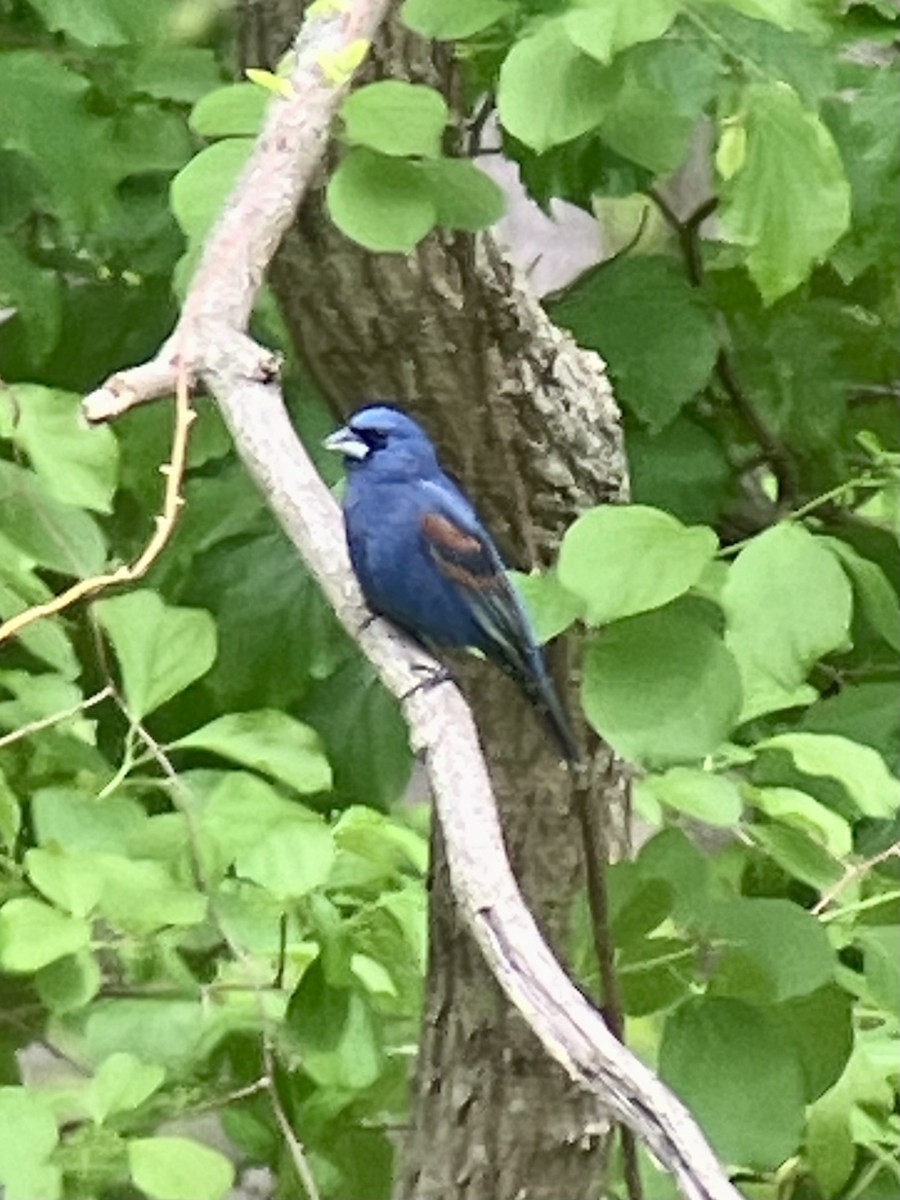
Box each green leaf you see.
[244,67,293,98]
[718,82,851,302]
[170,137,254,242]
[0,898,90,972]
[550,257,719,430]
[24,0,171,46]
[196,771,301,865]
[750,824,844,891]
[659,996,806,1169]
[628,416,731,526]
[33,787,147,855]
[88,1053,165,1124]
[773,985,853,1102]
[802,683,900,772]
[25,845,104,917]
[749,786,852,856]
[0,579,78,678]
[0,461,106,576]
[709,897,835,1003]
[2,385,118,512]
[236,818,335,898]
[618,936,695,1016]
[706,0,827,35]
[721,523,853,721]
[636,767,743,827]
[128,1136,234,1200]
[418,158,506,231]
[0,51,115,228]
[582,604,742,767]
[558,505,718,624]
[0,768,21,851]
[181,531,349,710]
[820,537,900,652]
[94,590,217,719]
[860,928,900,1016]
[91,855,207,933]
[35,950,101,1014]
[304,658,412,809]
[333,805,428,876]
[636,828,712,925]
[606,867,673,944]
[83,1000,207,1071]
[400,0,510,39]
[340,82,448,158]
[286,959,384,1089]
[565,0,678,65]
[0,234,60,361]
[0,1087,60,1200]
[597,40,721,174]
[509,568,582,644]
[327,148,436,252]
[189,83,269,138]
[132,48,224,103]
[497,17,616,153]
[757,733,899,819]
[174,710,332,794]
[807,1036,897,1196]
[0,672,83,738]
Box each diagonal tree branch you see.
[74,4,742,1199]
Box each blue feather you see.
[325,404,579,764]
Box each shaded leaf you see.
[659,996,806,1169]
[551,257,719,430]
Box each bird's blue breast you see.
[344,474,483,649]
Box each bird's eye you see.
[357,428,389,452]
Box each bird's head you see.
[324,405,439,477]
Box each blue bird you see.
[324,404,579,764]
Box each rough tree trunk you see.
[239,5,632,1197]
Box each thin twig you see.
[812,842,900,916]
[648,187,799,507]
[0,362,195,648]
[714,351,799,506]
[127,724,320,1196]
[0,685,112,749]
[101,673,320,1197]
[189,1076,272,1117]
[573,776,643,1200]
[262,1036,322,1200]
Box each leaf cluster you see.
[0,1,897,1199]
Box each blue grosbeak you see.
[325,404,578,763]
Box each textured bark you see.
[239,5,631,1197]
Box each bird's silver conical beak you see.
[323,426,370,461]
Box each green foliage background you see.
[0,1,898,1198]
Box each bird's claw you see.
[401,666,454,703]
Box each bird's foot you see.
[401,665,454,702]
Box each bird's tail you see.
[517,655,581,766]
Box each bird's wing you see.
[417,484,535,678]
[418,479,579,764]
